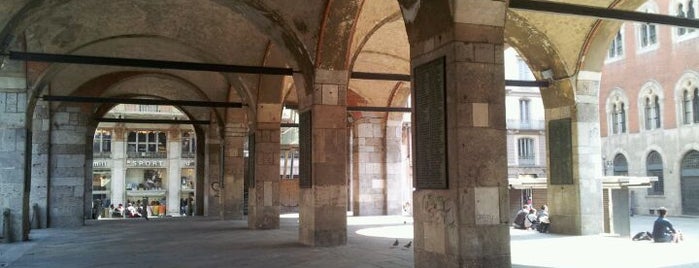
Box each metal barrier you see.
[1,208,9,243]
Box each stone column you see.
[222,110,246,220]
[167,128,182,216]
[407,9,510,268]
[352,117,386,216]
[0,71,30,242]
[248,104,281,229]
[31,91,49,229]
[49,104,89,226]
[298,69,348,246]
[385,118,406,215]
[111,125,126,208]
[204,123,222,217]
[545,72,604,235]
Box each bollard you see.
[31,203,40,229]
[2,208,10,243]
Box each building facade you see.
[600,0,699,216]
[92,104,197,217]
[505,48,549,216]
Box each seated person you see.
[513,205,529,229]
[525,208,539,230]
[126,203,142,218]
[537,205,550,233]
[652,207,682,243]
[112,204,124,217]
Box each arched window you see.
[674,0,697,38]
[638,82,662,130]
[618,103,627,133]
[612,103,620,134]
[517,138,535,166]
[645,97,653,130]
[683,90,693,124]
[680,150,699,215]
[613,154,629,176]
[693,88,699,123]
[646,151,664,195]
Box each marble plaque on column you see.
[299,111,312,188]
[247,133,255,188]
[413,57,448,189]
[548,118,573,185]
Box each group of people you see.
[513,204,550,233]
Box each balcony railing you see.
[507,119,545,130]
[518,156,536,166]
[127,151,167,158]
[93,152,112,158]
[181,151,196,159]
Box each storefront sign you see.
[126,159,166,167]
[93,161,108,168]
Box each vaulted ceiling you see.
[0,0,651,123]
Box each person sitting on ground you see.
[537,205,551,233]
[652,207,683,243]
[513,205,529,229]
[525,208,539,230]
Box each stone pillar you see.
[248,104,281,229]
[407,11,510,268]
[386,118,406,215]
[222,111,247,220]
[167,128,182,216]
[352,117,386,216]
[0,71,30,242]
[49,105,89,226]
[204,123,222,217]
[545,72,604,235]
[111,126,126,208]
[298,69,348,246]
[31,91,49,229]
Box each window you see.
[643,95,661,130]
[517,138,535,166]
[639,22,658,48]
[613,154,629,176]
[519,98,531,127]
[612,102,627,134]
[181,131,196,158]
[675,0,697,37]
[694,88,699,123]
[127,131,167,158]
[608,30,624,59]
[646,151,664,195]
[683,90,693,124]
[93,129,112,157]
[139,105,159,112]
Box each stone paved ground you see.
[0,214,697,267]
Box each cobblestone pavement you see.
[0,214,697,267]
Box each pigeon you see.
[392,239,399,247]
[404,241,412,248]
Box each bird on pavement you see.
[404,241,412,248]
[392,239,399,247]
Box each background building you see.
[599,0,699,216]
[505,47,549,216]
[92,104,197,217]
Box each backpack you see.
[632,231,653,241]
